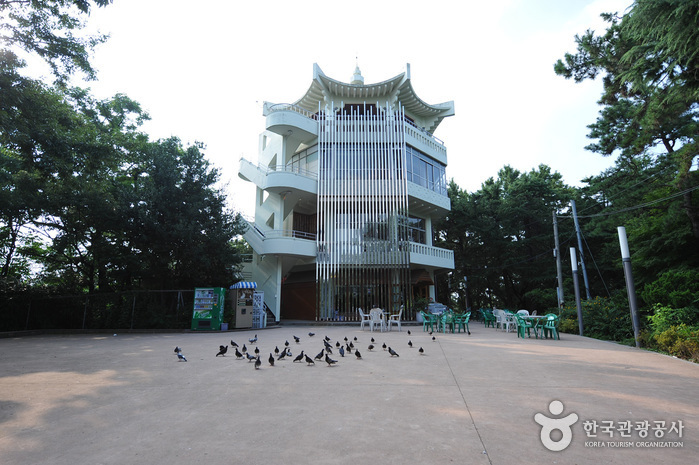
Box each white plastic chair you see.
[501,311,516,333]
[517,309,530,317]
[387,305,403,332]
[369,308,386,332]
[357,308,371,331]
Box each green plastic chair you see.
[514,314,534,338]
[541,314,560,340]
[480,308,496,328]
[421,311,437,332]
[454,312,471,335]
[439,310,455,333]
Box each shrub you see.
[641,269,699,309]
[648,304,699,334]
[653,325,699,362]
[558,296,633,341]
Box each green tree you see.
[0,0,112,82]
[435,165,574,311]
[554,1,698,239]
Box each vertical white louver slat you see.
[316,101,411,320]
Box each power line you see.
[557,185,699,219]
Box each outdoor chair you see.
[421,311,437,332]
[369,308,386,332]
[541,314,560,340]
[500,310,516,333]
[514,314,534,338]
[387,305,403,332]
[516,309,530,317]
[480,308,496,328]
[454,312,471,334]
[439,310,455,333]
[357,308,371,331]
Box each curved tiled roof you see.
[293,63,454,134]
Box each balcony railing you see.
[409,242,454,261]
[242,158,317,180]
[246,220,316,241]
[265,103,318,120]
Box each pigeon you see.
[249,334,258,344]
[268,353,275,366]
[346,343,352,353]
[339,346,345,357]
[419,347,424,355]
[293,335,301,343]
[432,336,436,341]
[246,352,256,362]
[284,340,290,347]
[382,343,387,351]
[325,354,338,366]
[324,336,331,342]
[349,342,354,350]
[286,348,292,357]
[235,348,243,359]
[429,331,433,336]
[216,345,228,357]
[177,352,187,362]
[407,330,411,335]
[388,347,399,357]
[344,337,348,343]
[354,350,362,359]
[325,347,333,355]
[308,332,315,337]
[368,344,375,351]
[335,341,341,348]
[293,351,305,363]
[324,340,332,349]
[174,346,182,354]
[254,346,260,356]
[304,354,315,365]
[230,340,238,348]
[276,351,286,361]
[408,340,413,348]
[254,356,262,369]
[353,337,358,342]
[370,337,375,343]
[274,346,280,355]
[314,349,324,361]
[242,344,247,353]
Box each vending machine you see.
[191,287,226,331]
[229,282,256,329]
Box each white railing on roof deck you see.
[240,158,318,180]
[265,103,318,120]
[409,242,454,261]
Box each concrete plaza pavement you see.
[1,322,698,464]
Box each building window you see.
[406,145,446,196]
[407,216,426,244]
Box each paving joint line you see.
[436,334,493,464]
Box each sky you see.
[71,0,634,217]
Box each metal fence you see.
[0,290,196,332]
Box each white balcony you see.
[243,220,317,258]
[409,242,454,269]
[238,158,318,196]
[263,103,318,141]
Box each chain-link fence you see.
[1,290,195,332]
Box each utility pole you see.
[570,247,584,336]
[618,227,641,348]
[571,200,591,300]
[552,210,564,307]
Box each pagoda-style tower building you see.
[238,64,455,321]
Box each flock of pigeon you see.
[173,329,436,369]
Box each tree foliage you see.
[0,0,112,81]
[554,1,699,240]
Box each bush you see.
[648,304,699,334]
[558,296,633,341]
[641,269,699,308]
[653,325,699,362]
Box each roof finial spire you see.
[351,55,364,85]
